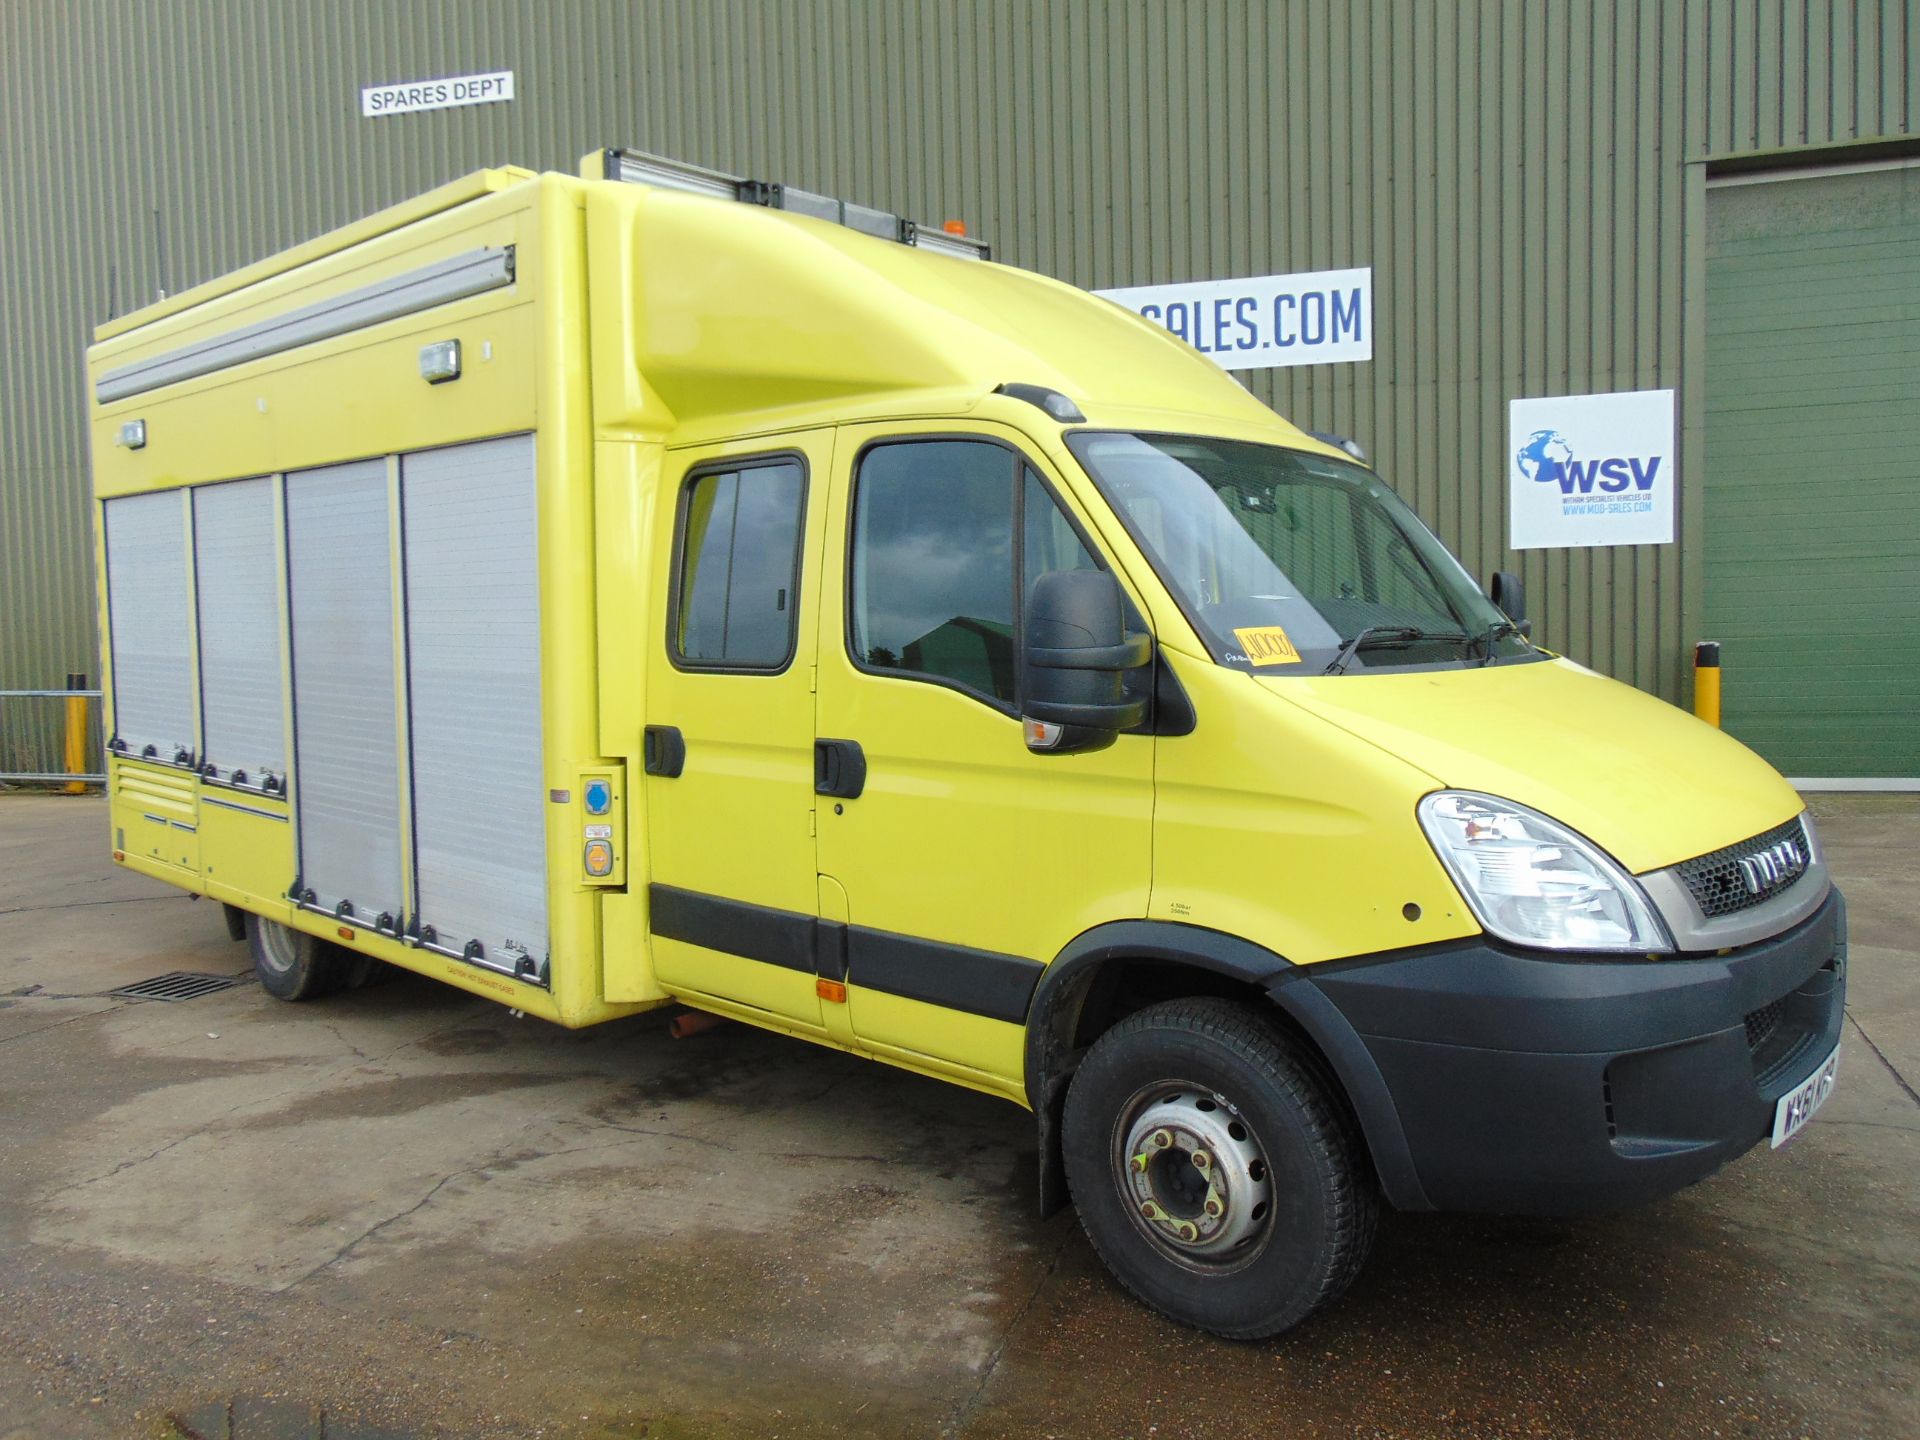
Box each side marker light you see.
[1024,718,1063,749]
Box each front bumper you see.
[1283,889,1846,1215]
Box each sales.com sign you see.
[1095,267,1372,371]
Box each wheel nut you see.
[1205,1198,1222,1217]
[1152,1129,1172,1149]
[1192,1150,1211,1170]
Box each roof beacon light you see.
[599,147,992,261]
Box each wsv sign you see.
[1508,389,1676,550]
[1516,431,1664,494]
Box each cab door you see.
[643,433,829,1033]
[814,426,1156,1090]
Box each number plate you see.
[1770,1042,1840,1149]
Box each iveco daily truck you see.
[87,149,1845,1337]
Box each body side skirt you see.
[647,882,1042,1024]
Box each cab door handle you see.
[814,738,866,799]
[643,725,685,778]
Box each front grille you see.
[1744,998,1785,1052]
[1674,816,1810,918]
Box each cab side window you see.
[849,440,1100,709]
[673,459,806,670]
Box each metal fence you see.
[0,674,104,787]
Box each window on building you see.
[673,459,806,669]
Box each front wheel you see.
[245,913,351,1001]
[1062,997,1377,1338]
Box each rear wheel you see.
[245,913,351,1001]
[1062,997,1376,1338]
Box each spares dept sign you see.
[1508,389,1676,550]
[362,70,515,118]
[1096,267,1372,371]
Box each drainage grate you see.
[108,971,248,1002]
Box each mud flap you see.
[221,903,247,942]
[1036,1073,1073,1218]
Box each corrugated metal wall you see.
[3,1,1914,774]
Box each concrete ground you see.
[0,793,1913,1440]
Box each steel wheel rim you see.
[1112,1080,1275,1270]
[256,919,298,975]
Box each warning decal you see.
[1232,626,1303,667]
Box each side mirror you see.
[1489,569,1532,635]
[1022,569,1150,754]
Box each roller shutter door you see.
[286,460,405,927]
[1704,163,1920,782]
[103,490,194,763]
[192,478,287,788]
[400,435,548,973]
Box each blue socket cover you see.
[584,778,613,816]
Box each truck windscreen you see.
[1067,431,1537,675]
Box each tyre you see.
[1062,996,1377,1339]
[245,913,351,1001]
[339,952,387,990]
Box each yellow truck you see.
[87,149,1845,1337]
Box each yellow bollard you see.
[63,671,88,793]
[1692,642,1722,728]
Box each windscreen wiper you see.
[1323,625,1452,675]
[1472,618,1528,667]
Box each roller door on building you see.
[1704,162,1920,783]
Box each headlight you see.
[1418,791,1671,954]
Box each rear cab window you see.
[672,458,807,671]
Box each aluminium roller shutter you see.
[102,490,195,763]
[192,478,287,786]
[400,435,548,971]
[286,459,406,926]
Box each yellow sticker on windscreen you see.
[1232,625,1303,666]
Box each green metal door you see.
[1704,164,1920,782]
